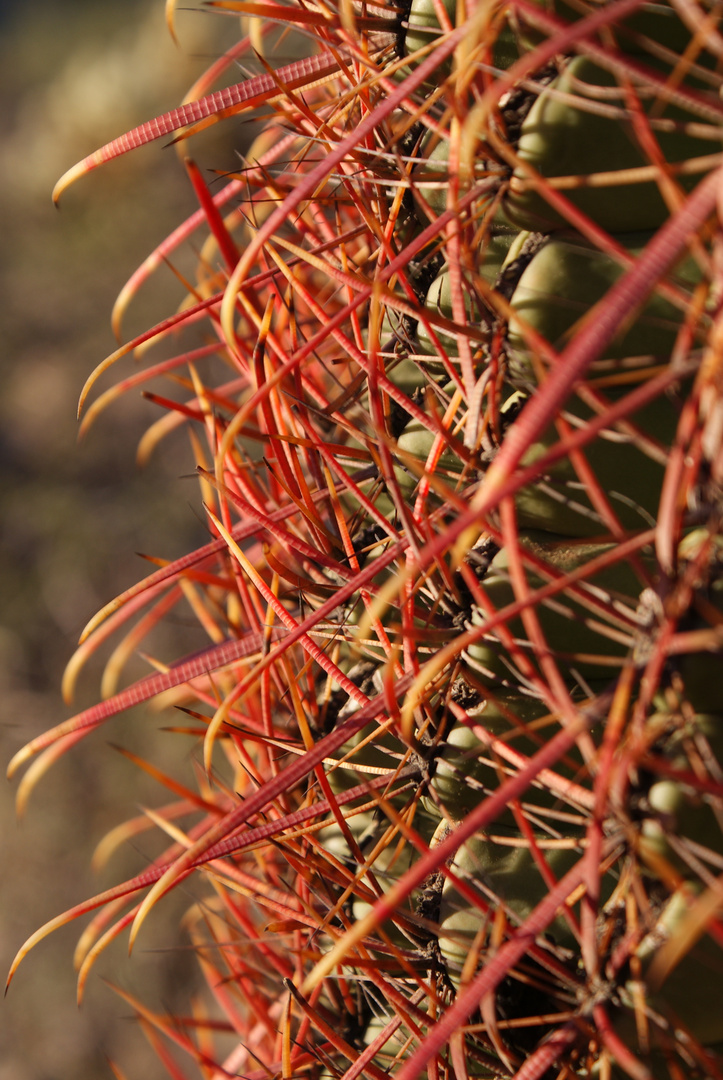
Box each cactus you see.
[7,1,723,1077]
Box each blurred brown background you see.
[0,3,256,1076]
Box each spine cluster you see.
[10,2,723,1078]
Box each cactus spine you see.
[8,2,723,1078]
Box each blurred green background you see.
[0,3,256,1076]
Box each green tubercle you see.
[504,55,722,233]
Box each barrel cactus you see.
[8,1,723,1077]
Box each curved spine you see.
[52,52,342,204]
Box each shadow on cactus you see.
[8,0,723,1076]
